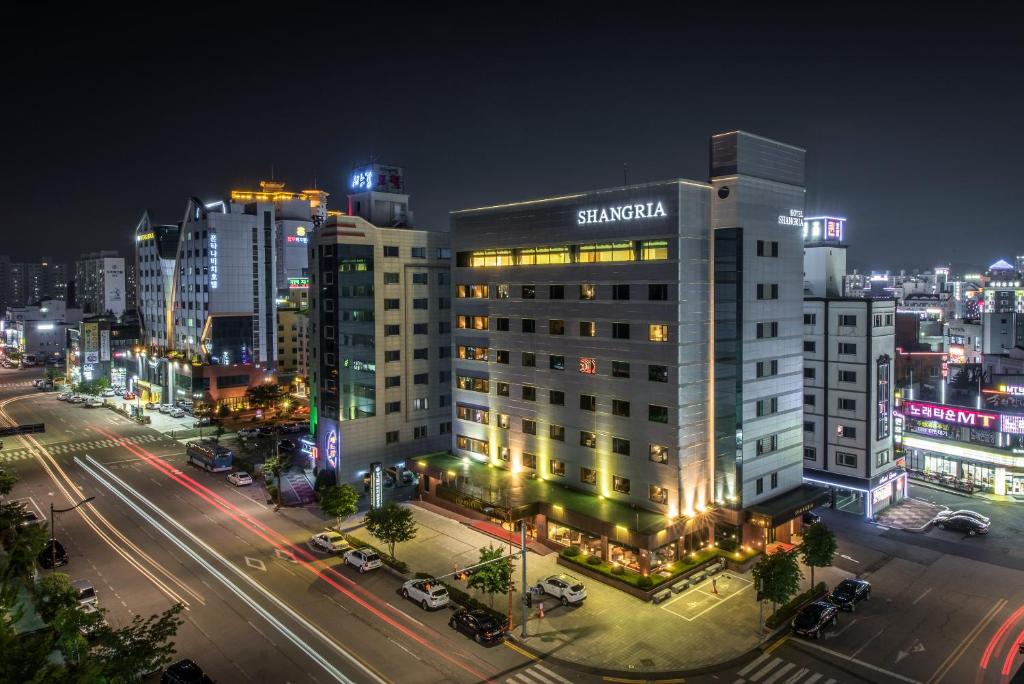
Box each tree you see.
[363,503,417,560]
[752,549,803,616]
[93,602,184,680]
[35,572,79,623]
[799,522,838,588]
[246,383,285,411]
[0,466,17,497]
[74,378,109,396]
[320,484,359,530]
[213,424,226,443]
[2,521,47,581]
[263,454,286,510]
[466,545,513,609]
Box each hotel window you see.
[756,478,764,495]
[385,350,401,362]
[495,350,510,364]
[413,426,427,439]
[612,400,630,417]
[804,313,816,325]
[456,375,489,393]
[756,283,779,300]
[613,475,631,494]
[756,240,779,257]
[521,284,535,299]
[756,397,778,416]
[384,298,400,310]
[496,284,509,299]
[497,446,510,461]
[385,401,401,414]
[412,273,428,284]
[517,246,570,265]
[805,394,816,406]
[641,285,666,305]
[649,324,669,342]
[804,447,816,460]
[411,247,426,259]
[496,382,509,396]
[839,343,857,355]
[549,284,564,299]
[756,360,778,378]
[580,394,596,411]
[756,321,779,339]
[522,318,536,333]
[771,473,778,489]
[648,405,669,423]
[522,453,537,469]
[885,314,893,325]
[838,370,857,382]
[457,315,489,330]
[384,272,400,284]
[649,365,669,382]
[612,323,630,339]
[873,314,883,327]
[579,321,596,337]
[414,373,429,385]
[496,413,510,429]
[580,431,597,448]
[385,376,401,388]
[549,355,565,370]
[838,398,857,411]
[550,459,566,477]
[457,435,489,456]
[383,245,399,257]
[580,283,596,300]
[876,449,891,467]
[612,284,630,300]
[456,284,489,298]
[837,451,857,467]
[522,352,536,367]
[804,340,816,352]
[649,485,668,505]
[581,467,598,485]
[386,431,400,444]
[649,444,669,464]
[522,385,536,401]
[549,319,565,335]
[522,419,537,435]
[413,398,430,411]
[414,348,429,360]
[579,241,634,263]
[457,345,488,361]
[612,361,630,378]
[495,317,509,331]
[470,249,513,267]
[837,424,856,439]
[612,437,630,456]
[803,367,816,379]
[640,240,668,260]
[550,390,565,405]
[550,424,565,441]
[839,315,858,326]
[756,434,778,455]
[384,324,400,336]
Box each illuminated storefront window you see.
[641,240,669,260]
[518,246,570,265]
[578,241,634,263]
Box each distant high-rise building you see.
[0,257,68,311]
[74,251,126,316]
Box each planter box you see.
[556,554,728,602]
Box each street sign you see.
[370,462,384,509]
[0,423,45,437]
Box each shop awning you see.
[746,483,830,529]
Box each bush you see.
[610,564,625,576]
[765,582,828,629]
[636,575,654,589]
[266,484,278,503]
[586,555,602,565]
[563,545,581,557]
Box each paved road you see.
[0,373,582,684]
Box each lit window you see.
[517,246,570,265]
[640,240,668,260]
[470,249,514,267]
[649,324,669,342]
[578,241,634,263]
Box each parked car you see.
[102,389,117,397]
[791,601,838,639]
[386,466,416,487]
[69,395,85,404]
[933,509,991,525]
[311,531,350,554]
[145,402,159,410]
[535,574,587,606]
[828,578,871,611]
[448,608,504,645]
[936,515,990,535]
[18,507,44,527]
[193,417,214,427]
[401,578,450,610]
[85,398,103,408]
[169,407,185,418]
[226,471,253,487]
[158,404,173,414]
[344,547,382,573]
[258,425,276,437]
[73,579,98,607]
[802,510,822,526]
[277,439,296,452]
[39,538,69,569]
[161,658,214,684]
[57,392,70,401]
[237,427,260,439]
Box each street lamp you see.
[50,496,95,570]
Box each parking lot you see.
[659,572,754,622]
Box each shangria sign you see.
[577,201,667,225]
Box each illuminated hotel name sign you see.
[778,209,804,226]
[209,231,219,289]
[577,202,666,225]
[904,400,997,429]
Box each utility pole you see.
[520,521,528,638]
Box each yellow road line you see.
[504,640,539,661]
[927,596,1006,684]
[765,635,789,654]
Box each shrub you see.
[266,484,278,503]
[610,564,625,576]
[636,575,654,589]
[563,545,581,557]
[586,555,602,565]
[765,582,828,629]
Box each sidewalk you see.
[872,498,943,531]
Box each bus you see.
[185,440,233,473]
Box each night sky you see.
[3,6,1021,271]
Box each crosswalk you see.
[505,662,573,684]
[734,652,836,684]
[0,433,171,462]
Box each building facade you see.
[135,216,182,349]
[74,251,126,316]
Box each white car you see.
[73,579,98,607]
[237,427,260,439]
[933,509,991,525]
[169,407,185,418]
[311,531,351,554]
[401,579,450,610]
[69,395,85,404]
[344,547,383,573]
[145,402,158,410]
[85,398,103,408]
[536,574,587,606]
[57,392,70,401]
[227,472,253,486]
[102,389,117,397]
[158,404,172,414]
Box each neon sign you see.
[209,231,219,289]
[779,208,804,226]
[288,277,310,289]
[370,462,383,510]
[903,400,998,430]
[287,236,308,244]
[137,232,156,241]
[326,430,338,469]
[577,202,667,225]
[578,357,597,374]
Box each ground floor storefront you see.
[802,468,909,518]
[902,434,1024,496]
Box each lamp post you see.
[50,496,95,570]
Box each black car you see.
[828,578,871,611]
[937,515,989,536]
[161,659,213,683]
[39,538,68,569]
[449,608,504,645]
[791,600,838,639]
[802,510,821,526]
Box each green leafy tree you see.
[320,484,360,530]
[752,549,803,616]
[213,425,226,443]
[74,378,109,396]
[799,522,838,588]
[92,603,184,680]
[0,465,18,497]
[35,572,79,623]
[363,502,417,560]
[263,454,286,509]
[246,383,286,410]
[466,545,513,608]
[2,521,47,581]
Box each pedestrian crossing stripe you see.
[505,663,573,684]
[0,433,170,461]
[733,652,836,684]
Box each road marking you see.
[244,556,266,571]
[930,597,1007,683]
[762,662,794,684]
[839,554,860,564]
[504,640,539,661]
[782,668,808,684]
[533,663,573,684]
[912,588,932,605]
[796,640,923,683]
[824,618,858,639]
[738,652,772,677]
[765,636,788,654]
[851,628,884,659]
[803,675,821,684]
[750,657,782,681]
